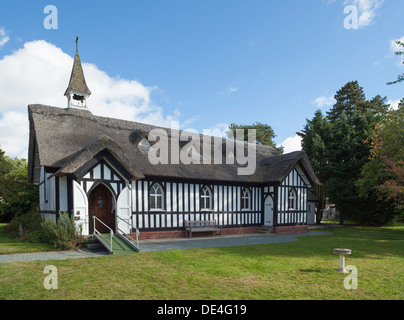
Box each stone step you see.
[86,235,105,250]
[87,242,104,250]
[256,226,273,234]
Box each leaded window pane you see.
[201,186,212,210]
[150,183,164,210]
[157,196,162,209]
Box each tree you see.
[326,81,366,122]
[387,41,404,85]
[297,111,331,221]
[298,110,331,182]
[227,122,284,153]
[357,95,390,115]
[0,146,39,222]
[358,105,404,209]
[299,81,391,225]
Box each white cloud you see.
[0,27,9,48]
[391,36,404,52]
[217,86,239,96]
[373,57,382,66]
[280,135,302,154]
[387,99,401,110]
[180,114,201,129]
[343,0,384,28]
[0,111,29,159]
[0,40,184,158]
[314,96,336,109]
[391,36,404,67]
[204,122,230,138]
[372,35,404,67]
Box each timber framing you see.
[28,104,321,237]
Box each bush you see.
[0,190,39,223]
[346,197,401,226]
[0,201,15,223]
[41,212,85,250]
[5,211,44,242]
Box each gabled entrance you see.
[89,183,115,234]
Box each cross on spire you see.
[76,35,79,52]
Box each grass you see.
[0,225,403,300]
[0,223,55,255]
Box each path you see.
[0,248,109,264]
[139,230,331,252]
[0,230,331,263]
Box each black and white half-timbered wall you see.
[27,44,321,238]
[130,180,263,232]
[34,149,316,238]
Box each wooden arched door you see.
[89,184,115,234]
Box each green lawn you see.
[0,223,55,254]
[0,225,403,300]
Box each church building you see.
[27,40,321,241]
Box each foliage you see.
[0,147,39,222]
[387,41,404,85]
[357,105,404,211]
[227,122,284,153]
[298,81,398,225]
[297,110,330,183]
[326,80,366,122]
[4,211,45,243]
[41,212,85,250]
[0,223,55,254]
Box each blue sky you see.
[0,0,403,158]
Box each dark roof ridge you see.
[28,104,280,155]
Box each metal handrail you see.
[116,216,140,251]
[93,216,113,254]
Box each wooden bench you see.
[184,220,222,238]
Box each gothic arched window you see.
[241,188,251,210]
[200,185,212,210]
[288,188,297,210]
[150,183,164,210]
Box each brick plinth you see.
[222,227,259,236]
[131,225,308,240]
[132,226,260,240]
[272,225,308,235]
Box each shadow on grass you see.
[208,226,404,260]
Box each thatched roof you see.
[27,104,320,186]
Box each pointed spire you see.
[65,36,91,109]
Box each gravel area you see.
[0,230,331,263]
[0,248,109,264]
[139,231,331,252]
